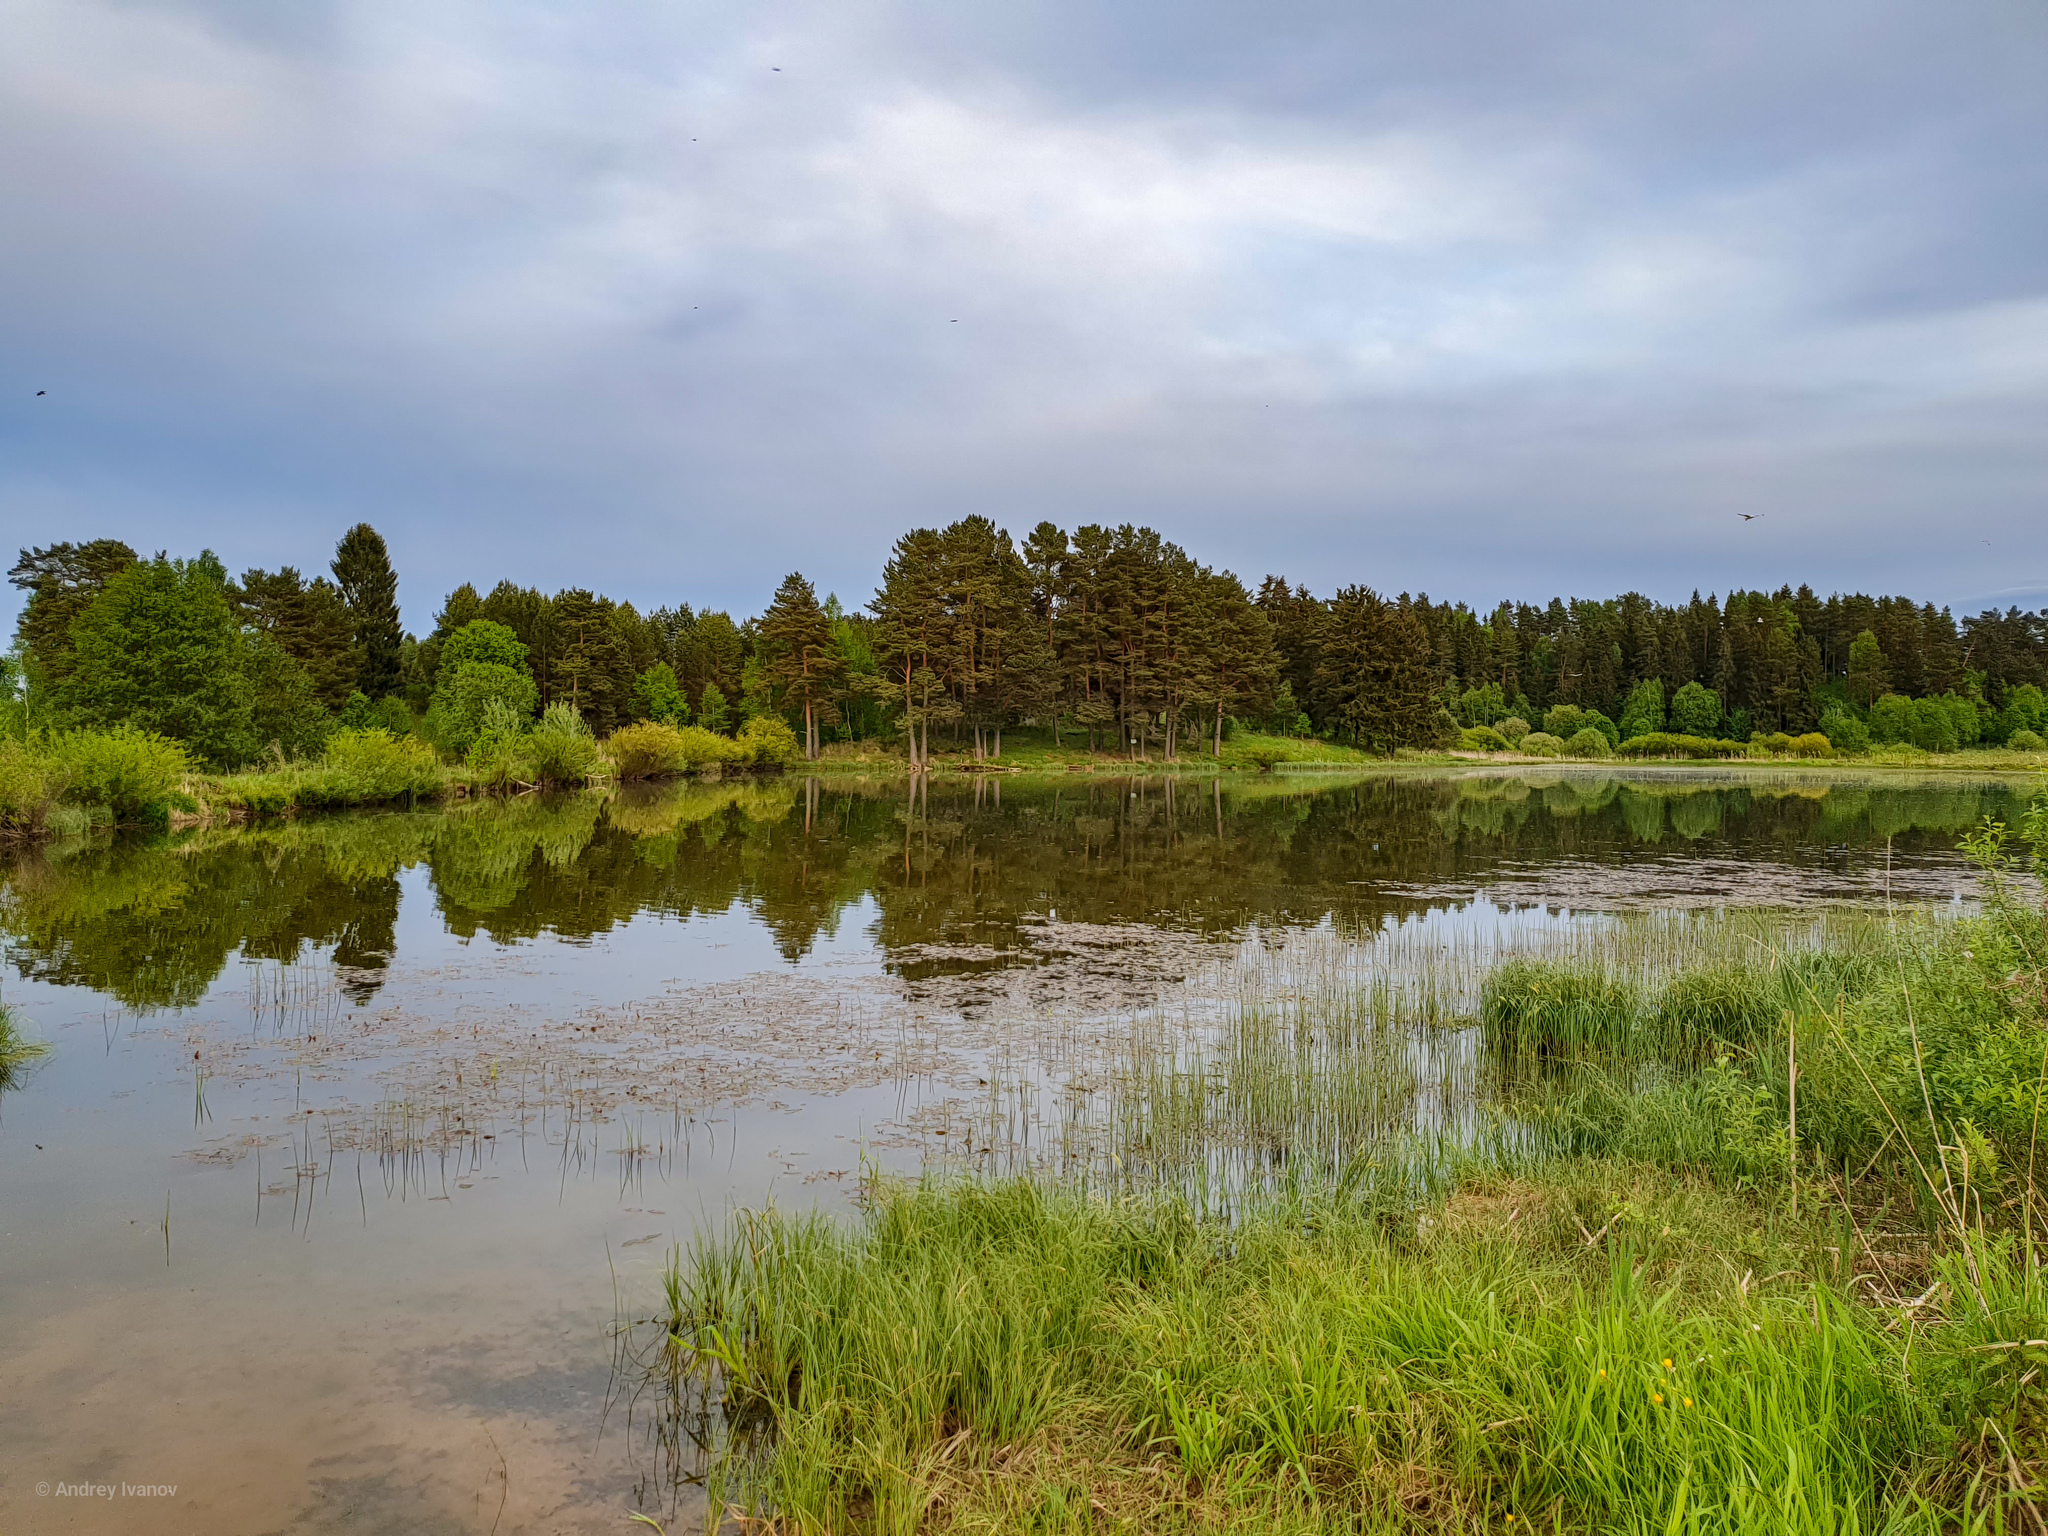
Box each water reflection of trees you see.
[0,771,2024,1012]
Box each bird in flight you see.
[36,389,45,396]
[1737,513,1759,521]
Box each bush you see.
[1456,726,1509,753]
[2007,729,2045,752]
[1519,731,1564,757]
[1617,678,1665,740]
[50,726,191,820]
[430,662,538,754]
[1788,732,1834,759]
[608,720,688,778]
[1496,716,1530,744]
[1564,726,1613,758]
[1668,680,1722,737]
[1819,707,1869,754]
[737,714,800,767]
[524,703,602,785]
[1615,733,1745,760]
[0,740,57,836]
[305,728,446,806]
[606,720,744,778]
[1748,732,1795,757]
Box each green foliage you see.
[49,725,191,821]
[429,661,538,754]
[330,523,403,698]
[1519,730,1564,757]
[54,555,256,767]
[303,728,445,806]
[607,720,748,777]
[1668,681,1722,737]
[1564,726,1613,758]
[1457,726,1509,752]
[1458,680,1506,726]
[440,619,529,674]
[463,698,528,789]
[1787,732,1834,758]
[629,662,690,725]
[228,565,359,709]
[737,712,800,766]
[0,739,57,835]
[1818,706,1869,753]
[1846,629,1887,708]
[2009,728,2046,751]
[696,680,732,734]
[1480,958,1643,1058]
[1617,678,1664,739]
[1615,733,1746,759]
[1312,586,1441,753]
[1496,715,1530,744]
[244,636,332,760]
[524,701,602,785]
[339,691,377,729]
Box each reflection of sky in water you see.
[0,769,2029,1533]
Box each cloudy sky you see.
[4,0,2044,634]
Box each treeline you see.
[8,521,2048,775]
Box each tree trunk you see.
[1214,702,1223,757]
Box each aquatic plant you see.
[0,1002,51,1086]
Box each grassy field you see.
[616,812,2048,1534]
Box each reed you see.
[0,1001,51,1086]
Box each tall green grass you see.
[624,1171,2040,1534]
[620,802,2048,1531]
[0,1001,51,1086]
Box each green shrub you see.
[305,728,446,805]
[0,740,56,835]
[1615,733,1745,760]
[1564,726,1613,758]
[1668,680,1723,737]
[1495,716,1530,744]
[524,703,602,785]
[1480,958,1642,1058]
[1748,731,1795,757]
[50,726,190,820]
[1456,726,1509,752]
[737,713,800,767]
[606,720,745,777]
[1518,730,1564,757]
[2008,729,2045,752]
[1787,732,1833,758]
[1819,707,1869,753]
[429,662,537,754]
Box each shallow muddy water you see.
[0,767,2031,1533]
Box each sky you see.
[4,0,2045,636]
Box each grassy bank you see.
[620,809,2048,1533]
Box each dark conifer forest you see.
[7,517,2048,775]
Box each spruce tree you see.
[330,524,403,699]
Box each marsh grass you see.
[0,1001,52,1086]
[621,853,2048,1531]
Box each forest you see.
[4,518,2046,810]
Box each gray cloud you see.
[3,0,2044,635]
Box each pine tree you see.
[330,524,403,699]
[229,566,359,709]
[758,572,844,760]
[8,539,138,687]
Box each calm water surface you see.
[0,767,2028,1533]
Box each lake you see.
[0,766,2031,1533]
